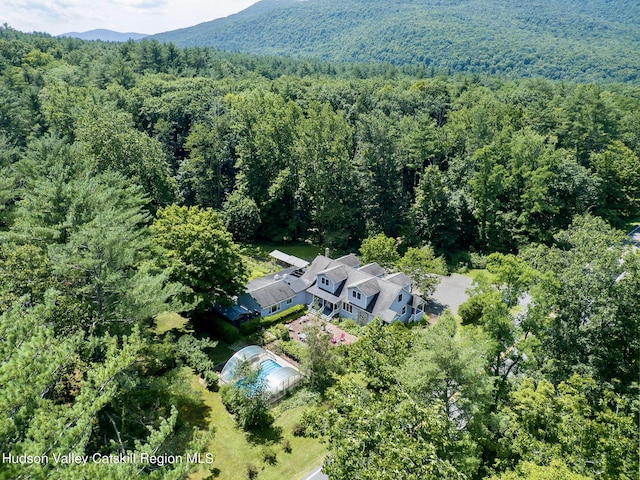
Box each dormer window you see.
[321,277,329,286]
[352,290,361,300]
[398,293,403,302]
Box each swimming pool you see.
[220,346,302,400]
[259,359,281,376]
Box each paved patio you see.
[286,315,357,346]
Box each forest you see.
[0,26,638,479]
[150,0,640,85]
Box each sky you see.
[0,0,262,36]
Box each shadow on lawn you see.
[205,467,221,478]
[245,423,284,446]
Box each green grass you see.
[623,217,640,232]
[246,241,325,262]
[462,269,497,285]
[188,378,327,480]
[155,312,190,334]
[241,241,325,281]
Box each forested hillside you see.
[0,26,638,479]
[150,0,640,84]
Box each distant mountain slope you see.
[58,29,147,41]
[149,0,640,83]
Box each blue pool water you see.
[259,359,281,375]
[237,359,282,395]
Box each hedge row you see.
[239,305,307,336]
[210,316,241,343]
[276,340,305,363]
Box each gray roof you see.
[319,265,348,282]
[368,283,403,318]
[248,280,296,308]
[378,309,399,322]
[246,253,418,323]
[269,250,309,269]
[358,262,386,277]
[335,253,360,268]
[287,276,310,294]
[385,272,413,288]
[246,266,298,291]
[411,294,425,308]
[300,255,335,283]
[307,284,341,304]
[348,277,380,297]
[304,255,410,319]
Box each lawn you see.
[245,241,325,263]
[155,311,190,334]
[463,268,497,285]
[188,377,327,480]
[241,241,325,281]
[155,308,327,479]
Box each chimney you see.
[325,247,330,258]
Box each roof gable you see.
[319,264,348,282]
[335,253,360,268]
[358,262,386,277]
[348,277,380,297]
[248,280,296,308]
[384,272,413,288]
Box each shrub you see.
[219,364,274,431]
[246,463,258,479]
[175,334,218,390]
[265,323,290,342]
[338,318,361,336]
[210,316,241,343]
[292,423,306,437]
[261,446,277,465]
[459,296,485,325]
[239,305,306,336]
[281,438,292,453]
[219,385,234,413]
[279,340,305,362]
[469,252,488,269]
[388,320,407,331]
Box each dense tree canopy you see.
[149,0,640,85]
[0,26,638,480]
[150,205,247,310]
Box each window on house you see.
[270,304,279,314]
[286,298,293,305]
[353,291,361,300]
[344,303,353,313]
[321,277,328,286]
[398,293,403,302]
[402,306,407,315]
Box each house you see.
[237,266,310,317]
[237,254,425,325]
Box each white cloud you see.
[0,0,260,35]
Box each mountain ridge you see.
[58,29,148,42]
[148,0,640,84]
